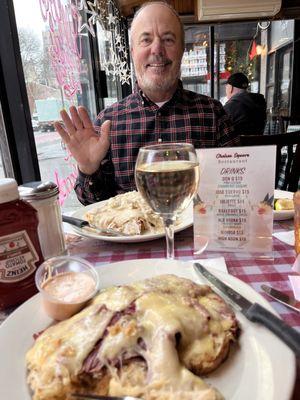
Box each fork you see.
[62,215,129,237]
[72,394,141,400]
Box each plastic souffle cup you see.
[35,256,99,321]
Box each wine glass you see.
[135,143,200,259]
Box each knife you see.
[72,394,140,400]
[193,263,300,356]
[261,284,300,314]
[62,215,127,237]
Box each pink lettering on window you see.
[54,162,78,206]
[39,0,82,99]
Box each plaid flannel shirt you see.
[75,82,237,205]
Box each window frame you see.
[0,0,41,184]
[0,0,123,185]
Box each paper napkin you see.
[288,274,300,301]
[194,257,228,274]
[292,254,300,273]
[273,230,295,246]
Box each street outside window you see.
[13,0,98,212]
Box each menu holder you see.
[194,146,276,253]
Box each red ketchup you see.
[0,178,44,310]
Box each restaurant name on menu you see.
[194,146,276,253]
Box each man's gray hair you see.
[130,1,185,49]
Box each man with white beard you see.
[55,1,236,205]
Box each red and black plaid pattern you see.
[75,83,237,205]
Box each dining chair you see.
[239,131,300,192]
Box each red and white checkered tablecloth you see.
[64,220,300,331]
[1,220,299,398]
[65,219,300,399]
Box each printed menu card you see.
[194,146,276,253]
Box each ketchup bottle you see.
[0,178,44,310]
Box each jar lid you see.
[19,181,59,200]
[0,178,19,204]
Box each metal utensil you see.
[261,284,300,313]
[62,215,128,237]
[72,394,140,400]
[193,262,300,356]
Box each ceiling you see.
[117,0,194,19]
[116,0,300,21]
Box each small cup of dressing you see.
[35,256,99,320]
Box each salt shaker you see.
[19,182,66,260]
[294,190,300,255]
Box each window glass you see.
[13,0,98,212]
[267,53,275,84]
[0,105,7,178]
[277,47,292,113]
[97,22,119,108]
[270,20,294,50]
[182,25,210,96]
[266,86,274,110]
[182,22,260,103]
[96,3,130,108]
[215,22,260,102]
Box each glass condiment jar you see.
[294,190,300,256]
[35,256,99,320]
[0,178,44,310]
[19,181,66,260]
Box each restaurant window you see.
[266,21,294,117]
[182,25,210,97]
[9,0,130,213]
[97,22,119,108]
[277,46,292,114]
[215,22,260,103]
[182,22,259,103]
[0,104,11,179]
[96,2,131,107]
[11,0,100,212]
[266,52,275,111]
[270,20,294,50]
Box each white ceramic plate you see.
[0,259,295,400]
[69,201,193,243]
[274,189,294,220]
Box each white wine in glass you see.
[135,143,200,259]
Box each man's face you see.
[226,84,233,100]
[130,4,184,101]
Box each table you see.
[287,125,300,133]
[1,220,299,398]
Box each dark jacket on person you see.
[224,91,267,135]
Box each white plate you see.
[0,259,295,400]
[69,201,193,242]
[274,189,294,220]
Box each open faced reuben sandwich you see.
[26,274,239,400]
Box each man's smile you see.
[146,60,172,72]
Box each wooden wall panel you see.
[117,0,299,20]
[117,0,195,17]
[171,0,194,14]
[117,0,143,17]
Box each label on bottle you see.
[0,230,39,283]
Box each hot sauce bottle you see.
[0,178,44,310]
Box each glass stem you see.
[164,217,175,259]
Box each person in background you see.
[224,72,267,136]
[55,1,237,205]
